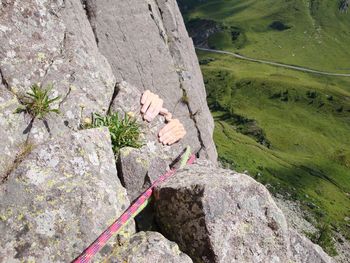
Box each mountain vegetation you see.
[178,0,350,255]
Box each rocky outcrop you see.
[0,0,115,132]
[112,81,195,201]
[339,0,349,13]
[85,0,217,162]
[290,229,334,263]
[186,19,222,48]
[0,0,335,262]
[0,128,134,262]
[107,231,193,263]
[154,160,333,263]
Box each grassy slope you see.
[179,0,350,253]
[182,0,350,72]
[199,50,350,250]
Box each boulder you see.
[85,0,217,163]
[290,229,333,263]
[0,128,134,262]
[117,146,169,202]
[154,160,293,263]
[107,231,193,263]
[154,160,334,263]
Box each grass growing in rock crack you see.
[15,83,60,119]
[1,142,34,184]
[86,112,142,154]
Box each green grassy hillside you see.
[178,0,350,255]
[180,0,350,72]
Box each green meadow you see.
[178,0,350,254]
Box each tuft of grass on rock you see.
[2,142,34,184]
[87,112,142,154]
[15,83,61,119]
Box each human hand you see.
[158,119,186,145]
[141,90,164,122]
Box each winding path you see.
[196,47,350,77]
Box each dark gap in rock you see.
[158,7,164,20]
[43,119,52,135]
[107,83,120,115]
[1,142,34,184]
[179,83,205,157]
[23,117,35,135]
[135,199,160,232]
[0,67,10,91]
[82,0,99,45]
[59,85,72,108]
[116,153,127,188]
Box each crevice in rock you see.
[153,0,207,157]
[115,154,127,189]
[155,186,217,262]
[82,0,99,45]
[178,81,205,157]
[0,67,10,91]
[107,83,120,114]
[0,67,23,103]
[1,142,34,184]
[148,2,167,44]
[43,30,67,84]
[59,85,72,108]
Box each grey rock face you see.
[112,81,196,201]
[155,0,217,161]
[107,231,193,263]
[154,160,333,263]
[0,128,134,262]
[0,0,115,137]
[290,230,334,263]
[118,146,169,202]
[154,160,292,263]
[0,85,28,177]
[85,0,217,163]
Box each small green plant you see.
[306,223,338,256]
[15,83,60,119]
[87,112,142,153]
[2,142,34,184]
[181,89,189,104]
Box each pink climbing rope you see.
[72,153,196,263]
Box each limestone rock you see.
[154,160,334,263]
[154,160,293,263]
[85,0,217,163]
[156,0,217,162]
[112,81,197,201]
[0,0,116,140]
[107,231,193,263]
[0,85,28,177]
[0,128,134,262]
[117,146,169,202]
[290,229,334,263]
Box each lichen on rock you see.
[0,128,134,262]
[107,231,193,263]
